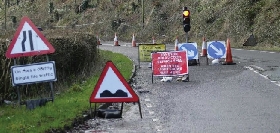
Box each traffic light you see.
[183,7,191,32]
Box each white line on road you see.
[155,126,163,132]
[152,118,159,122]
[145,99,151,102]
[146,103,152,108]
[245,65,280,87]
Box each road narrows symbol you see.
[28,30,34,51]
[21,31,26,52]
[21,30,35,52]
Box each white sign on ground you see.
[11,61,57,86]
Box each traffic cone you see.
[114,33,120,46]
[175,37,179,51]
[152,36,155,44]
[132,33,136,47]
[97,35,101,45]
[222,38,236,65]
[200,37,207,56]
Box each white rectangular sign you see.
[11,61,57,86]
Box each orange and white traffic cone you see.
[200,37,207,57]
[175,37,179,51]
[132,33,136,47]
[152,36,155,44]
[223,38,236,65]
[114,33,120,46]
[97,35,101,45]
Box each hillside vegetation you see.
[0,0,280,99]
[1,0,279,47]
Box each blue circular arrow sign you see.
[178,43,198,60]
[207,41,226,59]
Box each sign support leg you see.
[89,103,92,118]
[138,100,143,118]
[138,48,141,69]
[46,55,55,101]
[152,73,154,83]
[14,59,21,105]
[120,102,124,117]
[186,32,188,43]
[94,103,97,118]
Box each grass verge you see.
[0,50,133,133]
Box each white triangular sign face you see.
[90,61,139,103]
[96,67,133,98]
[5,16,55,58]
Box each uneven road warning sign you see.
[90,61,139,103]
[5,16,55,58]
[89,61,142,118]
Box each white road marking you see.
[245,65,280,87]
[146,103,152,108]
[250,65,265,71]
[155,126,163,132]
[149,111,155,115]
[259,74,269,79]
[275,82,280,87]
[152,118,159,122]
[145,98,151,102]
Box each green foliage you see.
[0,50,133,133]
[0,30,99,101]
[1,0,280,48]
[68,83,83,92]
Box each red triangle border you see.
[5,16,55,58]
[89,61,139,103]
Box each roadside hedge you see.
[0,30,99,103]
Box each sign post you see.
[5,16,56,106]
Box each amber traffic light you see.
[183,7,191,32]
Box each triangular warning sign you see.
[90,61,139,103]
[5,16,55,58]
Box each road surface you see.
[78,42,280,133]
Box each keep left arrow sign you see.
[210,44,223,56]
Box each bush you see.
[0,30,99,102]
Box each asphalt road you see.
[79,42,280,133]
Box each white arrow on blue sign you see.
[178,42,198,60]
[207,41,226,59]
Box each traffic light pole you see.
[142,0,144,28]
[186,32,188,43]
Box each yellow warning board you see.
[138,44,166,62]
